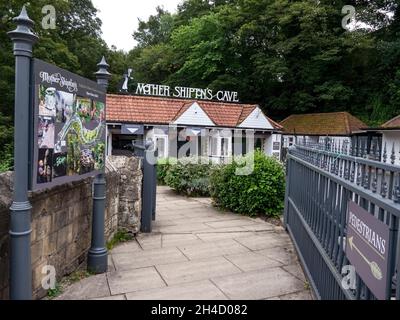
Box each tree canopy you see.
[1,0,400,171]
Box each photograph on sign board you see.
[38,86,57,117]
[55,90,75,123]
[38,116,55,149]
[37,148,53,184]
[66,133,80,175]
[91,101,105,122]
[76,97,92,124]
[52,152,68,178]
[79,148,95,174]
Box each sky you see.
[92,0,182,52]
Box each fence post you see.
[283,147,292,229]
[7,6,38,300]
[87,57,111,273]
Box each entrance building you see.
[106,94,283,162]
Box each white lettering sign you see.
[39,72,78,93]
[135,83,239,103]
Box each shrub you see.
[157,158,174,185]
[210,150,285,217]
[165,157,213,196]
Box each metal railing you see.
[284,141,400,300]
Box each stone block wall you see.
[107,156,142,233]
[0,155,142,300]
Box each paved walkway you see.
[57,186,312,300]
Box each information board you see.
[31,59,106,191]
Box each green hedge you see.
[210,151,285,217]
[164,157,213,196]
[157,158,175,185]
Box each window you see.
[221,138,230,157]
[209,134,231,158]
[210,136,219,156]
[154,135,168,158]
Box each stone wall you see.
[0,156,142,300]
[108,156,142,233]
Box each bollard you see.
[7,6,38,300]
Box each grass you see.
[46,283,63,299]
[46,269,96,300]
[106,229,134,251]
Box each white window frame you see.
[153,134,169,159]
[209,131,232,158]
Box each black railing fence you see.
[284,142,400,300]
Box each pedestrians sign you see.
[346,201,390,300]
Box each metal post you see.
[152,149,158,221]
[7,6,38,301]
[141,141,154,233]
[87,57,111,274]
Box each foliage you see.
[164,157,214,196]
[210,150,285,217]
[0,0,124,170]
[128,0,400,125]
[157,157,176,185]
[46,283,63,299]
[106,229,134,251]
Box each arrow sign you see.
[346,201,390,300]
[127,128,139,134]
[348,236,383,280]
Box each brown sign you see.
[346,201,390,300]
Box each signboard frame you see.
[345,201,390,300]
[30,59,106,191]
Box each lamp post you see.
[7,6,38,300]
[87,57,111,273]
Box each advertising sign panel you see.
[31,59,106,191]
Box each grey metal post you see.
[141,141,154,233]
[87,57,111,274]
[7,6,38,301]
[152,148,158,221]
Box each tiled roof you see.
[381,115,400,129]
[106,94,281,129]
[280,112,367,136]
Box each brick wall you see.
[0,156,142,300]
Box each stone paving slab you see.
[178,239,249,260]
[256,246,299,266]
[224,251,283,272]
[56,274,110,300]
[125,280,227,300]
[111,241,142,255]
[205,219,260,229]
[195,231,256,242]
[162,234,203,248]
[234,233,288,251]
[136,234,162,249]
[107,267,166,296]
[112,247,189,271]
[57,186,312,300]
[211,267,305,300]
[156,256,242,286]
